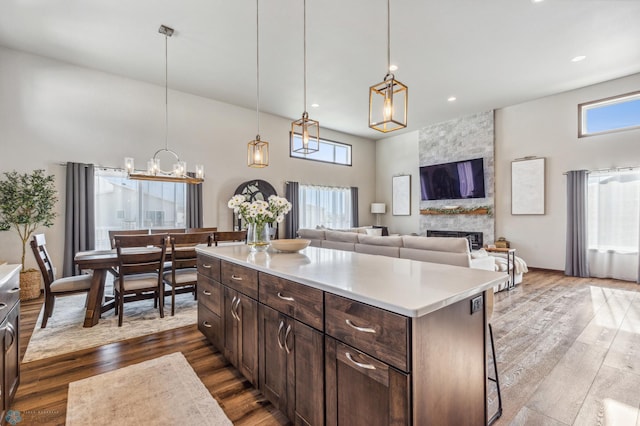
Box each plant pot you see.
[20,269,41,301]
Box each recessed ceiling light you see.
[571,55,586,62]
[311,103,319,108]
[531,0,544,3]
[448,96,457,102]
[389,65,398,71]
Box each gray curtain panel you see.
[63,162,95,277]
[565,170,589,277]
[350,187,359,227]
[284,182,299,239]
[186,172,203,228]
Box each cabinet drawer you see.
[197,256,221,282]
[325,293,409,372]
[221,261,258,299]
[198,275,222,316]
[258,272,324,331]
[198,303,222,350]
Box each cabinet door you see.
[236,292,258,386]
[325,337,410,426]
[288,320,324,426]
[3,304,19,406]
[259,305,288,412]
[222,287,239,366]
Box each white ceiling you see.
[1,0,639,139]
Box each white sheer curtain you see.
[587,169,640,281]
[298,184,352,229]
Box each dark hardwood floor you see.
[12,269,640,425]
[13,297,288,425]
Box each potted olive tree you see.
[0,170,58,300]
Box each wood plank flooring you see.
[11,269,640,425]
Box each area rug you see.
[23,292,197,362]
[66,352,232,426]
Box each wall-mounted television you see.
[420,158,486,200]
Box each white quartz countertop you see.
[197,245,508,318]
[0,264,21,287]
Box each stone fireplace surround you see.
[427,230,483,250]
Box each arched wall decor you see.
[232,179,279,237]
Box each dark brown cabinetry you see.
[223,286,258,385]
[0,266,21,423]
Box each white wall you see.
[0,46,376,273]
[378,73,640,270]
[495,73,640,270]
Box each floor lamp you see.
[371,203,386,226]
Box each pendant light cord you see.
[387,0,391,72]
[303,0,307,114]
[164,32,169,152]
[256,0,261,136]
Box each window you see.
[94,168,186,249]
[579,91,640,137]
[290,133,352,166]
[298,184,352,229]
[587,169,640,252]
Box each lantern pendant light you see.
[248,0,269,168]
[290,0,319,154]
[368,0,408,133]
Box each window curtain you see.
[285,181,299,239]
[565,170,589,277]
[587,169,640,282]
[298,184,352,229]
[63,162,95,277]
[350,187,359,227]
[186,172,203,228]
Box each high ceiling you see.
[1,0,638,139]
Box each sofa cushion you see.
[357,234,403,247]
[355,244,400,257]
[399,247,471,267]
[322,240,356,252]
[325,230,359,243]
[402,236,470,254]
[297,228,325,240]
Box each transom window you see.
[94,168,186,249]
[290,133,352,166]
[579,91,640,137]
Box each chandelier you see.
[125,25,204,184]
[248,0,269,167]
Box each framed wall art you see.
[392,175,411,216]
[511,157,545,215]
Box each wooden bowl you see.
[270,239,311,252]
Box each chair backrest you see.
[214,230,247,246]
[108,229,149,249]
[169,232,213,269]
[186,227,218,233]
[114,234,167,276]
[30,234,55,291]
[150,228,186,234]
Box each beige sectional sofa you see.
[297,228,496,271]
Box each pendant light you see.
[125,25,204,184]
[248,0,269,167]
[368,0,408,133]
[290,0,319,154]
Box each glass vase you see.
[247,222,270,252]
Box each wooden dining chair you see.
[186,227,218,233]
[113,234,167,326]
[162,232,213,316]
[30,234,93,328]
[150,228,186,234]
[213,230,247,246]
[108,229,149,249]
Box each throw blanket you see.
[489,253,528,274]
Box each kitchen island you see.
[196,245,508,426]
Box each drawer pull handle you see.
[345,352,376,370]
[0,303,6,310]
[284,324,292,354]
[277,320,285,350]
[231,274,243,281]
[202,321,212,328]
[202,264,212,269]
[277,292,295,302]
[202,290,212,296]
[9,287,20,293]
[345,319,376,334]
